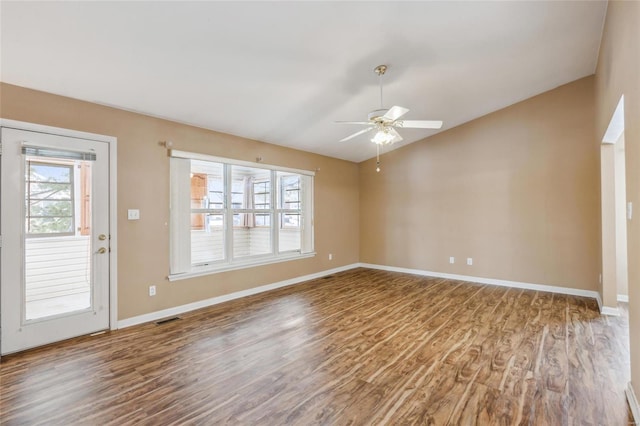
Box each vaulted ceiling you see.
[0,1,607,162]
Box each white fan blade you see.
[335,121,374,125]
[383,106,409,121]
[340,127,374,142]
[389,127,403,143]
[396,120,443,129]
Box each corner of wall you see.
[595,291,620,316]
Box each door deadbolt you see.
[98,234,107,241]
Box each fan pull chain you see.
[376,144,381,172]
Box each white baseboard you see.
[117,263,360,329]
[600,306,620,316]
[118,262,617,328]
[626,382,640,424]
[593,293,621,316]
[596,293,603,311]
[618,294,629,303]
[359,262,601,300]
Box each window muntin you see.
[170,153,314,277]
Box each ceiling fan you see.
[336,65,443,171]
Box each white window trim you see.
[168,251,316,282]
[169,150,315,177]
[0,118,118,332]
[169,150,315,280]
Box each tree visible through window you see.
[26,161,75,235]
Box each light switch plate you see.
[128,209,140,220]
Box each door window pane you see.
[24,157,91,320]
[28,217,73,235]
[26,161,74,235]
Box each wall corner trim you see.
[358,263,601,300]
[617,294,629,303]
[626,382,640,424]
[117,263,360,329]
[595,293,621,316]
[596,293,603,311]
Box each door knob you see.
[97,247,107,254]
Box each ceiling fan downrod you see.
[374,64,387,109]
[374,65,387,173]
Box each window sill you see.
[168,252,316,282]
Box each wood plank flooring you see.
[0,268,634,425]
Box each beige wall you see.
[360,76,599,291]
[595,0,640,405]
[601,143,619,307]
[1,3,637,395]
[0,83,360,320]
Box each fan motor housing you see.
[368,109,389,123]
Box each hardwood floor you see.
[0,268,633,425]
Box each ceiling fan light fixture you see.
[371,129,396,145]
[336,64,443,171]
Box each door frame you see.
[0,119,118,336]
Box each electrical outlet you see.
[449,257,455,264]
[328,253,333,260]
[149,285,156,296]
[467,258,473,266]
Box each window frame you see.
[251,178,271,227]
[25,159,76,238]
[279,174,301,229]
[169,150,315,281]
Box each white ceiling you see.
[1,1,607,162]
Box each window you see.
[25,160,91,237]
[253,180,270,227]
[280,174,300,228]
[170,151,314,278]
[26,161,75,235]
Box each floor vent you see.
[323,275,334,280]
[155,317,181,325]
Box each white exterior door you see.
[1,127,111,354]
